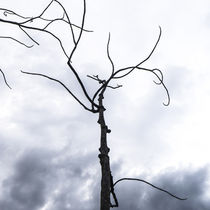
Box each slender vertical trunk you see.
[98,92,111,210]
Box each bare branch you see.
[112,65,170,106]
[107,33,115,75]
[21,70,97,113]
[107,84,122,89]
[87,74,121,90]
[0,36,33,48]
[0,0,90,58]
[42,17,65,30]
[0,1,98,112]
[0,69,11,89]
[0,8,31,19]
[17,0,54,25]
[19,26,40,46]
[150,68,170,106]
[0,18,69,58]
[41,15,93,32]
[87,74,105,84]
[113,26,162,79]
[134,67,170,106]
[138,26,162,66]
[39,0,54,17]
[69,0,86,61]
[54,0,76,45]
[67,62,99,110]
[71,23,93,33]
[46,1,93,32]
[110,172,119,207]
[152,68,163,85]
[114,178,187,201]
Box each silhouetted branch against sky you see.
[0,0,210,209]
[0,0,169,111]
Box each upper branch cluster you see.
[0,0,170,114]
[87,27,170,109]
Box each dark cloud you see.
[0,149,52,210]
[113,166,210,210]
[0,148,209,210]
[0,148,100,210]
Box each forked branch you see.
[87,28,170,107]
[0,0,97,111]
[113,26,162,79]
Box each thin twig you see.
[113,26,162,78]
[67,62,99,110]
[87,74,105,84]
[107,33,115,75]
[54,0,76,45]
[40,13,93,32]
[0,36,33,48]
[114,178,187,201]
[1,8,31,19]
[21,70,97,113]
[18,0,54,25]
[107,84,122,89]
[112,66,170,106]
[0,18,69,58]
[69,0,86,60]
[19,26,40,46]
[0,69,12,89]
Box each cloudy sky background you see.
[0,0,210,209]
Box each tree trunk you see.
[98,92,111,210]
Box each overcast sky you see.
[0,0,210,209]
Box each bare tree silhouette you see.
[0,1,186,209]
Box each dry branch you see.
[0,69,11,89]
[0,1,186,210]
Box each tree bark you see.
[98,92,111,210]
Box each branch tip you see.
[0,69,12,89]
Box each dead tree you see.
[0,1,186,209]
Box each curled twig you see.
[114,178,187,201]
[0,69,12,89]
[112,65,170,106]
[1,8,31,19]
[138,67,170,106]
[152,68,163,85]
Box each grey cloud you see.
[0,147,100,210]
[113,166,210,210]
[0,149,52,210]
[0,146,209,210]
